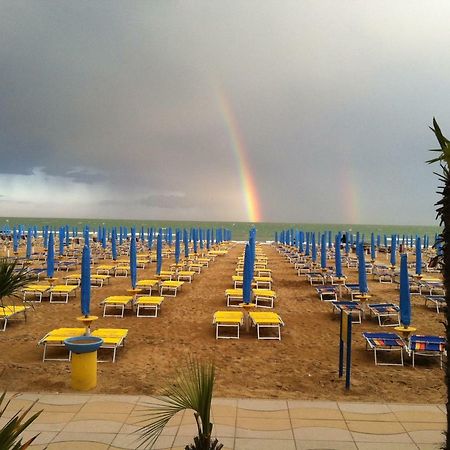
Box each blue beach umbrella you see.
[311,233,317,262]
[193,228,198,254]
[384,235,388,248]
[12,228,18,253]
[148,228,154,250]
[183,229,189,259]
[299,231,304,253]
[84,226,90,245]
[111,228,117,261]
[206,228,211,250]
[59,227,65,256]
[399,253,411,327]
[345,232,350,254]
[81,244,91,317]
[140,226,145,245]
[370,233,376,261]
[26,228,32,259]
[377,234,381,249]
[175,230,181,264]
[47,232,55,278]
[242,243,253,304]
[199,229,204,250]
[390,235,397,267]
[357,243,368,294]
[328,231,332,249]
[415,237,422,276]
[321,233,327,269]
[102,227,107,249]
[305,232,310,256]
[130,228,137,289]
[156,230,163,275]
[335,235,343,278]
[119,227,123,246]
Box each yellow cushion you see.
[136,296,164,305]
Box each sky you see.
[1,0,450,225]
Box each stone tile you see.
[235,438,296,450]
[172,436,233,449]
[212,404,237,417]
[62,418,124,433]
[417,444,445,450]
[409,430,446,444]
[214,415,236,427]
[296,442,357,450]
[291,419,348,430]
[289,406,344,420]
[28,421,68,433]
[237,417,292,431]
[78,400,135,414]
[213,424,236,438]
[46,442,109,449]
[14,392,42,402]
[118,422,178,437]
[212,397,238,406]
[236,426,294,439]
[38,394,91,405]
[293,425,353,442]
[176,423,198,436]
[356,444,419,450]
[238,398,287,411]
[437,404,446,414]
[347,420,405,434]
[112,433,174,450]
[237,408,289,419]
[52,431,116,445]
[352,431,414,443]
[72,412,128,422]
[389,404,446,423]
[403,422,446,432]
[85,394,139,404]
[288,400,339,410]
[28,445,47,450]
[20,431,58,445]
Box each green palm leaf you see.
[0,259,37,307]
[137,359,221,449]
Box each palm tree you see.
[0,258,36,307]
[137,359,222,450]
[0,392,42,449]
[427,118,450,449]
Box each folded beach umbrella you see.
[328,231,332,249]
[175,230,181,264]
[140,226,145,245]
[83,226,90,246]
[183,229,189,259]
[305,232,310,256]
[415,237,422,276]
[399,253,411,327]
[370,233,376,261]
[311,233,317,262]
[199,229,204,249]
[298,231,304,253]
[377,234,381,249]
[167,227,173,247]
[321,233,327,269]
[357,243,368,294]
[43,226,49,249]
[33,226,38,239]
[156,229,163,275]
[81,244,91,317]
[345,232,350,254]
[47,232,55,278]
[119,226,123,246]
[206,228,211,250]
[356,232,360,246]
[130,228,137,289]
[193,228,198,254]
[349,232,354,247]
[335,235,343,278]
[59,227,65,256]
[390,234,397,267]
[111,228,117,261]
[384,235,387,248]
[102,227,107,249]
[242,243,253,304]
[148,227,153,250]
[26,228,32,259]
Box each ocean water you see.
[0,217,441,242]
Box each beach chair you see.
[49,285,77,303]
[254,276,273,289]
[255,268,272,277]
[253,289,277,308]
[307,272,325,285]
[188,263,202,273]
[367,303,400,327]
[160,281,184,297]
[136,279,159,295]
[90,274,111,287]
[316,286,337,302]
[91,328,128,362]
[96,264,116,275]
[22,284,50,303]
[157,271,175,281]
[100,296,134,318]
[114,264,129,277]
[419,279,445,296]
[225,288,243,307]
[248,311,284,340]
[64,273,82,286]
[423,295,447,314]
[331,301,363,324]
[212,311,244,339]
[409,335,447,368]
[343,283,367,300]
[177,271,195,283]
[362,332,405,366]
[0,305,27,331]
[232,276,243,288]
[135,296,164,317]
[38,327,85,361]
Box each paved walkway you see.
[1,393,446,449]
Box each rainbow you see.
[215,85,262,223]
[342,165,360,224]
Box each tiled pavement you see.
[1,393,446,449]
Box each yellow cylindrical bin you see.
[71,350,98,391]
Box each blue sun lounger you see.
[367,303,400,327]
[316,286,337,302]
[331,301,363,324]
[362,332,405,366]
[409,335,447,368]
[343,283,366,300]
[423,296,447,314]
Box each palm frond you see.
[0,259,36,307]
[428,118,450,165]
[137,359,216,449]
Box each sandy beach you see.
[0,242,445,404]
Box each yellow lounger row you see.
[0,305,27,331]
[249,312,284,340]
[213,311,244,339]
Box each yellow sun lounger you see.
[254,277,273,290]
[100,296,134,318]
[22,284,50,303]
[177,271,195,283]
[135,296,164,317]
[248,311,284,340]
[253,289,277,309]
[91,328,129,362]
[49,285,78,303]
[160,281,184,297]
[136,279,159,294]
[0,305,27,331]
[188,263,202,273]
[232,276,243,288]
[213,311,244,339]
[156,271,175,281]
[225,288,243,307]
[114,264,129,277]
[96,264,116,275]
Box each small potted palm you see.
[137,359,223,450]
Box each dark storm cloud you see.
[1,0,449,223]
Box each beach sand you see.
[0,243,445,403]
